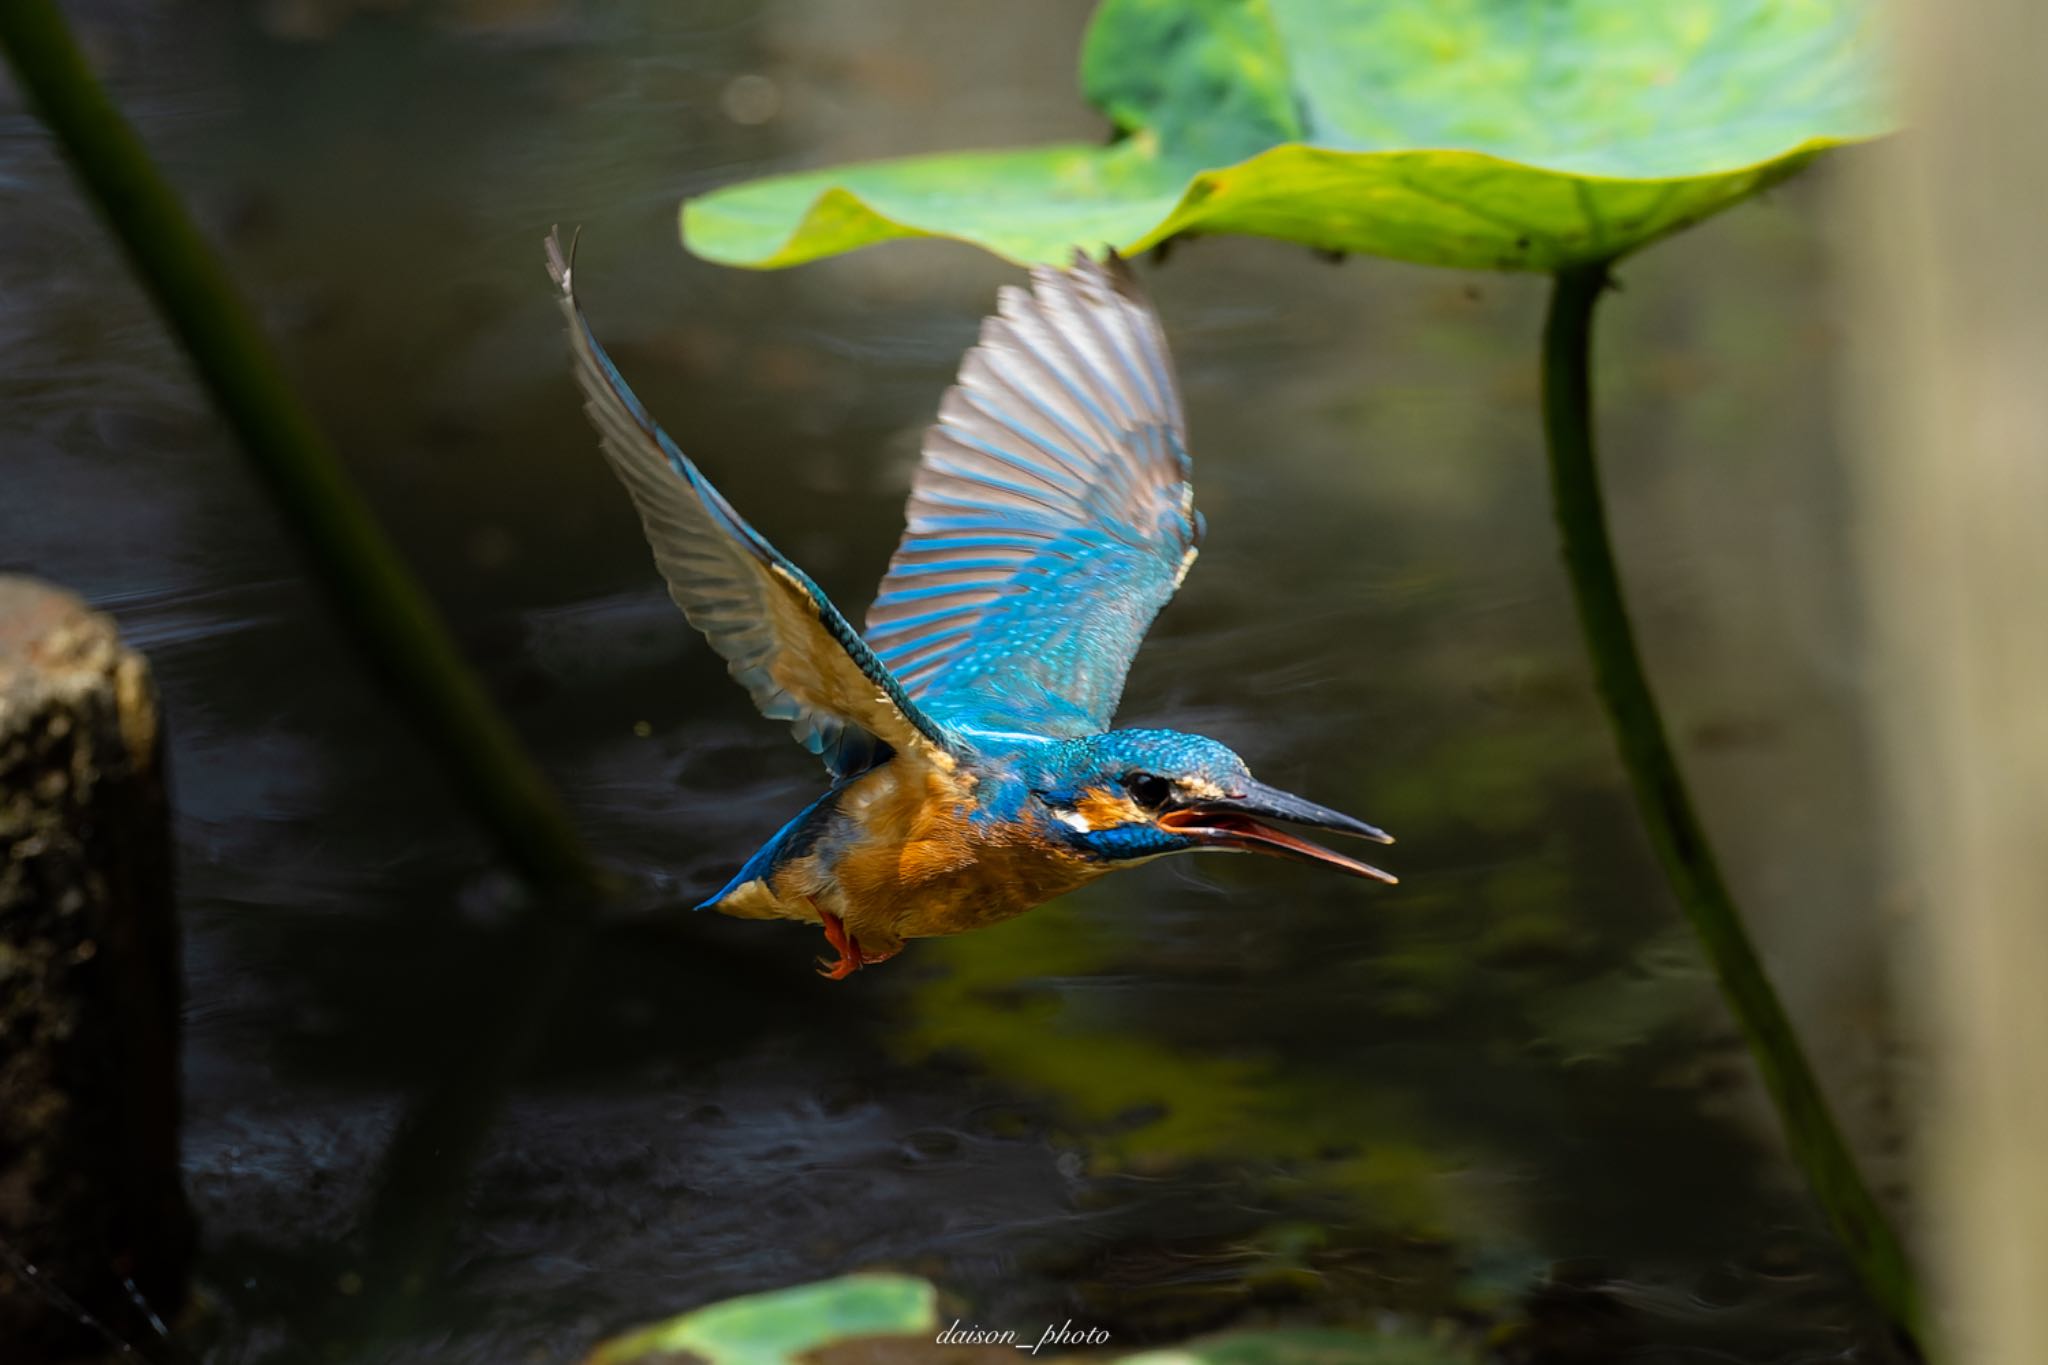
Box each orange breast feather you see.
[835,766,1096,945]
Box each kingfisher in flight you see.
[547,231,1393,978]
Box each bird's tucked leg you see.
[814,904,862,980]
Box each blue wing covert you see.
[864,252,1202,739]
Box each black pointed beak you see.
[1157,780,1397,884]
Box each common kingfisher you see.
[547,231,1394,978]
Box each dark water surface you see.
[2,3,1906,1361]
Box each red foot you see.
[816,908,861,980]
[813,908,905,978]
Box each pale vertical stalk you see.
[1843,2,2048,1360]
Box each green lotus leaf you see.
[582,1274,936,1365]
[683,140,1189,270]
[681,0,1889,272]
[581,1279,1480,1365]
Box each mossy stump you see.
[0,577,189,1356]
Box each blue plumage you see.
[550,232,1393,977]
[547,231,948,779]
[866,256,1202,737]
[698,786,841,912]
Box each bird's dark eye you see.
[1124,772,1172,809]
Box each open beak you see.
[1157,780,1397,884]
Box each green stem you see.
[0,0,606,896]
[1543,263,1923,1351]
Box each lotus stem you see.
[1541,260,1923,1352]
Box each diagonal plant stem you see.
[0,0,606,896]
[1542,262,1923,1353]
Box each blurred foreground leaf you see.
[586,1276,1480,1365]
[683,0,1887,271]
[584,1274,937,1365]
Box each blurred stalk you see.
[1541,262,1923,1351]
[1845,0,2048,1360]
[0,0,607,896]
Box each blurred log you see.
[0,577,189,1356]
[1842,2,2048,1360]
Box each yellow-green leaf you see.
[582,1274,937,1365]
[682,0,1888,272]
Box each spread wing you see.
[864,251,1201,738]
[547,230,954,778]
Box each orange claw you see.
[816,907,861,980]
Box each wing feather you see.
[547,230,953,776]
[865,251,1200,737]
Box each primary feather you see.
[546,229,954,778]
[865,250,1202,739]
